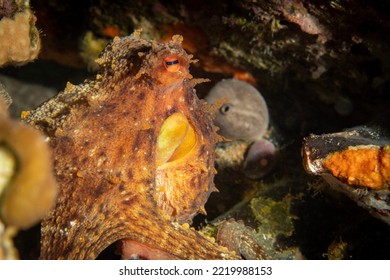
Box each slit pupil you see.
[166,60,179,66]
[220,104,231,114]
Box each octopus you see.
[22,30,238,259]
[206,79,276,180]
[243,139,277,180]
[205,79,269,142]
[216,219,268,260]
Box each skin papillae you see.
[23,31,238,260]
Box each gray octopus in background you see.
[205,79,276,180]
[205,78,269,142]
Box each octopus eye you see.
[220,103,232,115]
[164,55,180,72]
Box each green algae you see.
[250,196,295,239]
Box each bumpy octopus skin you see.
[23,31,238,259]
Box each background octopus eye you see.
[220,103,233,115]
[163,55,180,72]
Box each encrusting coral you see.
[0,1,41,66]
[303,127,390,225]
[322,146,390,189]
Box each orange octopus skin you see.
[23,31,238,260]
